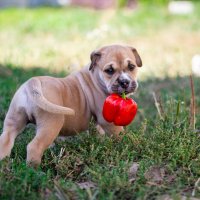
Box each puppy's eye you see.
[128,63,136,71]
[104,66,115,75]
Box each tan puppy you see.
[0,44,142,166]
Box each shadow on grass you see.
[0,63,199,129]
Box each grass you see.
[0,2,200,200]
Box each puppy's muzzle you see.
[129,81,138,92]
[111,79,137,95]
[117,78,130,89]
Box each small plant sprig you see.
[189,75,196,130]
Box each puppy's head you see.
[89,45,142,95]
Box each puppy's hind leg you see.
[0,106,28,160]
[26,114,64,167]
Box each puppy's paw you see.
[26,160,41,169]
[0,136,12,160]
[96,124,105,136]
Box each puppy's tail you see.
[27,78,75,115]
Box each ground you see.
[0,2,200,200]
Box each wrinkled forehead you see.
[99,46,136,66]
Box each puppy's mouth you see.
[111,81,138,95]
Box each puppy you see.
[0,44,142,166]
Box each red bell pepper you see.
[102,93,137,126]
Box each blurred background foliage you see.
[0,0,199,80]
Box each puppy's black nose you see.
[118,79,130,89]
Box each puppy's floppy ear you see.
[89,51,101,71]
[130,47,142,67]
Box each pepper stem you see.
[122,92,126,99]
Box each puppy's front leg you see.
[103,124,124,139]
[96,116,124,139]
[96,124,106,135]
[97,122,124,139]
